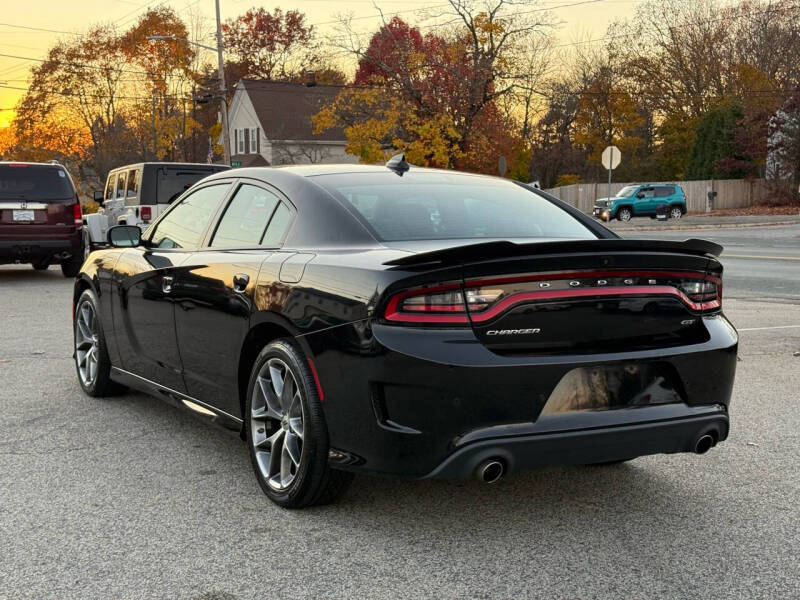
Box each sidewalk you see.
[602,214,800,232]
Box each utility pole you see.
[149,72,157,159]
[215,0,231,166]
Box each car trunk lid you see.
[383,239,722,355]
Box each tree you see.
[686,101,744,179]
[223,8,315,81]
[320,2,552,174]
[14,24,129,172]
[767,92,800,197]
[0,127,17,159]
[574,66,644,166]
[123,7,200,162]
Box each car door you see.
[654,185,674,210]
[172,180,295,416]
[635,186,656,214]
[111,181,232,392]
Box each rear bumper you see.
[0,234,81,262]
[307,314,738,478]
[427,405,728,478]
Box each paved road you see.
[1,226,799,599]
[623,224,800,302]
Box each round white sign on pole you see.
[601,145,622,170]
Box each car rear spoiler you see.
[383,238,723,268]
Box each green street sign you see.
[231,160,242,167]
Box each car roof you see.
[108,162,229,172]
[197,163,526,249]
[226,162,510,182]
[0,161,65,167]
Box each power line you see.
[0,22,82,36]
[0,52,157,76]
[550,0,800,49]
[0,83,187,101]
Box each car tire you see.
[245,339,353,508]
[617,208,632,222]
[61,253,83,278]
[669,206,683,219]
[74,289,126,397]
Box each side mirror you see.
[93,190,104,202]
[107,225,141,248]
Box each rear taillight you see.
[384,284,469,324]
[72,202,82,226]
[140,206,152,222]
[384,270,721,325]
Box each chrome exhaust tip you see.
[694,434,715,455]
[475,459,504,484]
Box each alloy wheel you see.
[670,207,682,219]
[75,302,99,387]
[618,208,632,222]
[250,358,305,491]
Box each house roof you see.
[230,153,270,168]
[238,79,346,143]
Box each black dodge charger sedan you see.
[73,159,737,508]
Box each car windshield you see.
[314,172,595,242]
[615,185,639,198]
[0,165,74,200]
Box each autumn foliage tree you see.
[574,66,644,166]
[318,2,551,176]
[222,7,345,84]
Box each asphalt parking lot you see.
[1,226,799,599]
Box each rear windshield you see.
[314,172,595,242]
[0,165,74,201]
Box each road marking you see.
[724,253,800,261]
[738,325,800,332]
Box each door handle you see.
[162,275,173,294]
[233,273,250,293]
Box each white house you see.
[227,79,358,167]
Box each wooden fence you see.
[544,179,771,214]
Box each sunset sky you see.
[0,0,644,128]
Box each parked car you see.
[593,184,687,221]
[84,162,230,254]
[0,161,84,276]
[72,159,737,508]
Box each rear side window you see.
[211,184,279,248]
[261,202,292,247]
[0,165,74,201]
[115,172,127,199]
[126,169,138,199]
[655,186,675,197]
[314,172,594,242]
[151,184,229,249]
[156,167,219,205]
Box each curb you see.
[606,219,800,233]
